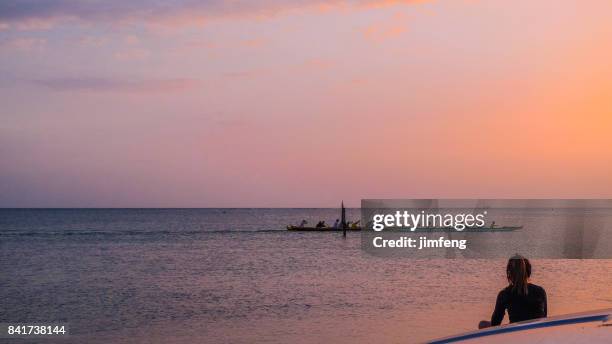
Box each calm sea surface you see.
[1,209,611,343]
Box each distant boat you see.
[287,201,362,231]
[286,225,361,232]
[286,226,520,232]
[286,203,522,232]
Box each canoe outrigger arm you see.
[428,308,612,343]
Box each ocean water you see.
[1,209,611,343]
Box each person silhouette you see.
[479,255,547,328]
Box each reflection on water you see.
[1,209,610,343]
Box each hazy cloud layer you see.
[33,77,202,93]
[0,36,46,51]
[0,0,420,29]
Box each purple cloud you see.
[0,1,421,29]
[33,76,202,93]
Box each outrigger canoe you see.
[286,201,522,232]
[287,225,361,231]
[288,201,360,231]
[286,226,520,232]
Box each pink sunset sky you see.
[1,0,612,207]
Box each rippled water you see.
[1,209,611,343]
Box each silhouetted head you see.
[506,254,531,295]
